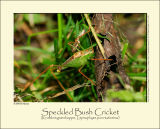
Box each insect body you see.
[57,47,94,72]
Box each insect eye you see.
[57,69,61,73]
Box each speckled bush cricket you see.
[23,27,112,101]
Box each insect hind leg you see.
[78,66,96,86]
[49,69,73,101]
[23,64,58,91]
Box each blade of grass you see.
[74,92,91,102]
[84,14,106,59]
[97,33,110,41]
[127,72,146,77]
[15,46,53,55]
[128,38,146,64]
[53,39,58,57]
[30,29,58,37]
[75,21,80,37]
[26,28,59,72]
[130,76,146,81]
[26,36,32,72]
[41,70,51,89]
[133,43,146,59]
[131,65,146,69]
[58,16,73,58]
[122,42,128,60]
[91,85,98,99]
[58,14,63,51]
[127,52,146,63]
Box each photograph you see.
[14,13,147,102]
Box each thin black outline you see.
[146,14,148,102]
[4,128,157,129]
[13,12,148,103]
[1,0,159,2]
[0,1,159,129]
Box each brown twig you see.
[48,83,90,99]
[84,14,106,59]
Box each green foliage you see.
[107,89,146,102]
[14,14,96,102]
[23,14,46,24]
[14,14,147,102]
[57,14,63,50]
[106,14,147,102]
[122,42,128,60]
[15,46,53,55]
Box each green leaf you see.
[74,92,91,102]
[58,14,63,50]
[131,65,146,69]
[91,85,98,99]
[33,92,43,100]
[107,90,146,102]
[122,42,128,60]
[127,72,146,77]
[15,46,52,55]
[75,21,80,37]
[130,76,146,81]
[33,14,46,24]
[97,34,110,41]
[23,14,29,22]
[133,92,145,102]
[42,58,53,65]
[109,90,134,102]
[23,14,46,24]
